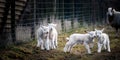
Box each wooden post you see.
[92,0,95,30]
[31,0,36,39]
[53,0,56,22]
[71,0,74,29]
[61,0,64,32]
[11,0,16,43]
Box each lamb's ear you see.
[41,25,43,28]
[41,26,45,30]
[95,28,97,31]
[113,9,115,12]
[54,24,57,27]
[101,28,104,32]
[84,30,89,33]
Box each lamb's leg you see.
[51,36,56,49]
[107,41,111,52]
[63,45,67,52]
[90,42,94,49]
[104,44,107,50]
[66,42,72,52]
[45,39,50,50]
[49,40,52,50]
[84,43,91,54]
[67,45,71,52]
[63,46,66,52]
[115,28,119,38]
[36,39,40,47]
[103,41,107,50]
[55,35,58,48]
[50,40,53,49]
[69,42,76,52]
[53,40,56,49]
[64,42,70,52]
[41,40,45,50]
[97,43,102,53]
[51,40,56,49]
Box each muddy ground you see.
[0,26,120,60]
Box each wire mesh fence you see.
[16,0,107,42]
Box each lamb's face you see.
[48,23,57,27]
[41,26,49,36]
[95,28,104,37]
[48,23,57,32]
[88,31,96,38]
[108,7,113,16]
[95,30,102,37]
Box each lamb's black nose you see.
[46,32,49,34]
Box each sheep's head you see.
[85,31,96,38]
[87,31,96,49]
[108,7,113,16]
[48,23,57,31]
[95,28,104,37]
[48,23,57,27]
[88,31,96,38]
[41,26,49,35]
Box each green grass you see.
[0,26,120,60]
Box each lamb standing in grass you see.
[95,28,111,53]
[64,31,96,54]
[36,26,50,50]
[48,23,58,49]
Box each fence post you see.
[31,0,36,39]
[61,0,64,32]
[11,0,16,43]
[71,0,74,29]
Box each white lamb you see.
[95,28,111,53]
[48,23,58,49]
[36,26,50,50]
[64,31,96,54]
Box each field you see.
[0,26,120,60]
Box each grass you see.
[0,26,120,60]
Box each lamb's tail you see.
[66,37,69,41]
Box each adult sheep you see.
[107,7,120,37]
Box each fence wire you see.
[16,0,107,41]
